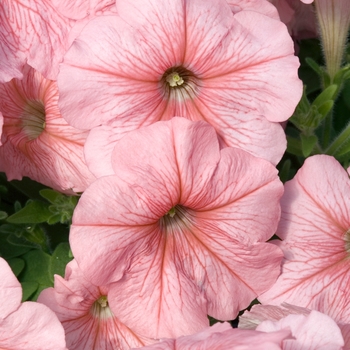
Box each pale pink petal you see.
[239,303,310,330]
[133,322,291,350]
[0,258,22,320]
[241,303,350,349]
[192,10,301,123]
[259,155,350,324]
[51,0,115,20]
[71,118,284,338]
[107,233,210,339]
[269,0,318,41]
[338,323,350,349]
[38,260,152,350]
[0,0,72,82]
[0,302,67,350]
[66,3,118,47]
[84,125,123,177]
[227,0,280,19]
[257,311,344,350]
[0,65,96,193]
[111,119,221,203]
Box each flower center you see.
[21,99,46,140]
[90,295,113,319]
[161,66,199,100]
[159,205,192,235]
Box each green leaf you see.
[19,250,53,301]
[21,281,39,302]
[312,84,337,109]
[39,189,62,204]
[286,136,304,157]
[0,211,8,220]
[7,200,52,224]
[49,243,73,282]
[301,134,318,157]
[0,232,32,259]
[46,214,61,225]
[317,100,334,117]
[278,160,292,183]
[306,57,324,76]
[7,258,25,276]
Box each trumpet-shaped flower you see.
[259,155,350,324]
[58,0,302,165]
[0,0,72,82]
[38,260,153,350]
[0,258,67,350]
[0,65,96,193]
[70,118,284,339]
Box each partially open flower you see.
[315,0,350,80]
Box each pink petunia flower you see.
[259,155,350,325]
[0,0,73,83]
[58,0,302,165]
[132,322,291,350]
[70,118,284,339]
[38,260,153,350]
[0,257,67,350]
[239,304,345,349]
[0,64,96,193]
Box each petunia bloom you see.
[0,64,96,193]
[259,155,350,325]
[70,117,284,339]
[132,322,291,350]
[38,260,153,350]
[0,257,67,350]
[58,0,302,165]
[239,304,345,349]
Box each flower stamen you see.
[160,205,193,235]
[161,66,199,101]
[166,72,184,87]
[90,295,113,319]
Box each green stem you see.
[326,122,350,156]
[322,110,333,149]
